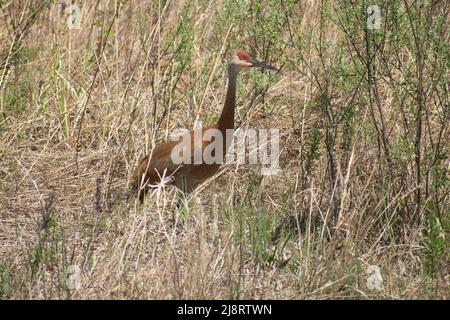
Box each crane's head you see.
[229,51,277,73]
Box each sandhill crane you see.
[131,51,277,200]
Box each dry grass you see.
[0,0,448,299]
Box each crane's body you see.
[132,51,276,200]
[132,124,223,194]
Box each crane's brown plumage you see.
[131,51,276,200]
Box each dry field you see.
[0,0,448,299]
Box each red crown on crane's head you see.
[237,51,250,61]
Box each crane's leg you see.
[174,177,189,209]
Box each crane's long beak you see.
[249,57,277,71]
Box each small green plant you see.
[423,201,449,276]
[0,262,13,298]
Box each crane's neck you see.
[218,66,238,132]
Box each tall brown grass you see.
[0,0,448,299]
